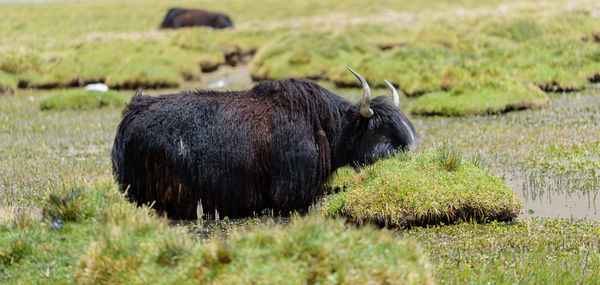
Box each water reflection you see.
[504,172,600,219]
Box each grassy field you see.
[2,0,600,115]
[1,0,600,283]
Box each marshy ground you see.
[3,81,598,219]
[2,0,600,283]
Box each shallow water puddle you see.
[505,173,600,219]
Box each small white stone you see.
[84,83,109,92]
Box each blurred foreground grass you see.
[1,182,434,284]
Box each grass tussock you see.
[323,143,522,227]
[435,139,463,171]
[42,187,94,222]
[0,234,32,267]
[39,90,128,111]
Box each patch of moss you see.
[39,90,128,111]
[322,145,522,228]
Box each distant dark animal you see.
[111,68,416,219]
[158,8,233,29]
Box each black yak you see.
[158,8,233,29]
[111,68,416,219]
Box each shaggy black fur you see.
[112,79,416,219]
[158,8,233,29]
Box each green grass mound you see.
[251,31,378,81]
[411,79,548,116]
[510,38,600,92]
[39,90,128,111]
[323,143,522,227]
[1,181,434,284]
[9,40,218,89]
[330,43,468,94]
[104,61,181,89]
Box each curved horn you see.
[347,67,373,118]
[384,79,400,107]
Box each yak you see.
[158,8,234,29]
[111,68,416,219]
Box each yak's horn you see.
[347,67,373,118]
[384,79,399,107]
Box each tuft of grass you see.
[435,139,463,171]
[0,236,32,267]
[42,187,91,222]
[39,90,128,111]
[33,40,209,89]
[323,145,522,228]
